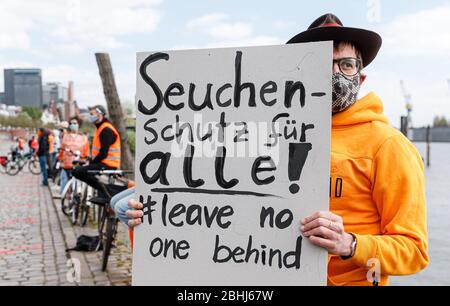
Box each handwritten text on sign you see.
[133,43,332,285]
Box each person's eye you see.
[341,61,355,70]
[344,62,354,68]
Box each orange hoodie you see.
[328,92,429,286]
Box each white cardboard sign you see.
[133,42,332,286]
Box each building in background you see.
[43,82,68,106]
[2,67,85,123]
[4,69,43,108]
[64,81,80,120]
[0,104,22,117]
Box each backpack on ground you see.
[66,235,102,252]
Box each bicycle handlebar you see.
[59,147,90,159]
[87,170,133,175]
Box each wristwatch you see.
[341,233,357,260]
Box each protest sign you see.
[133,42,332,285]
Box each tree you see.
[95,53,134,176]
[433,116,449,127]
[22,107,42,121]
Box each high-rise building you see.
[43,82,68,105]
[4,69,43,108]
[64,81,79,120]
[0,92,5,104]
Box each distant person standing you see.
[47,131,55,180]
[37,128,51,186]
[58,117,90,193]
[50,129,61,167]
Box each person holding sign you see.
[288,14,428,286]
[127,13,428,286]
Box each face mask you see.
[89,115,99,123]
[69,124,79,132]
[332,72,361,114]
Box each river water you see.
[390,142,450,286]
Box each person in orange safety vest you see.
[72,105,121,193]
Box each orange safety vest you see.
[92,121,121,168]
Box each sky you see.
[1,0,449,127]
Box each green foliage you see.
[127,130,135,156]
[433,116,449,128]
[0,114,42,129]
[80,120,96,138]
[22,107,43,121]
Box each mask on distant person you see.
[332,72,361,114]
[88,115,99,123]
[69,124,79,132]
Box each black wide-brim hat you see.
[287,13,382,68]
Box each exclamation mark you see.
[288,143,312,194]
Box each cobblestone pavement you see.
[0,137,132,286]
[49,184,133,286]
[0,166,72,286]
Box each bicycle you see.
[87,169,132,271]
[60,149,92,226]
[5,148,41,176]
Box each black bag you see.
[66,235,102,252]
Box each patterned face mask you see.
[332,72,361,114]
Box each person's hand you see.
[300,211,354,257]
[126,199,143,228]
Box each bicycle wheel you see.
[102,217,117,271]
[61,184,73,216]
[6,161,20,176]
[28,158,41,175]
[71,193,80,225]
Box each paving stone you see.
[0,141,132,286]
